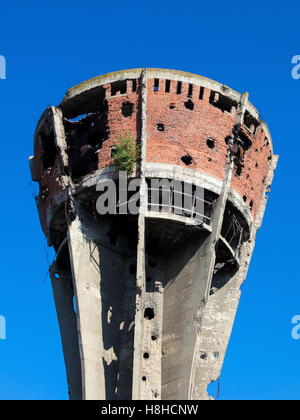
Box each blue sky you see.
[0,0,298,400]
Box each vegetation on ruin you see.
[112,133,140,174]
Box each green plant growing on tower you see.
[112,133,140,174]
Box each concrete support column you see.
[49,265,82,400]
[68,216,105,400]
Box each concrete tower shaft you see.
[29,69,278,400]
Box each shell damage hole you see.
[121,102,134,117]
[143,352,150,359]
[181,154,193,165]
[243,195,247,202]
[250,200,254,210]
[144,307,155,320]
[142,376,147,382]
[156,123,165,132]
[206,138,215,149]
[111,80,127,96]
[169,103,176,109]
[184,99,194,110]
[151,335,157,341]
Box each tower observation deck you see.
[29,69,278,400]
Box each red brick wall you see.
[145,78,271,220]
[34,76,272,222]
[97,79,139,169]
[146,78,233,181]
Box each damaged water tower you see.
[29,69,278,400]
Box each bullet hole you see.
[184,99,194,110]
[156,123,165,132]
[176,81,182,94]
[154,392,159,398]
[151,335,157,341]
[243,195,247,202]
[250,200,254,210]
[143,352,150,359]
[142,376,147,382]
[130,264,136,275]
[165,79,171,93]
[121,102,134,117]
[169,103,176,109]
[208,158,212,162]
[200,352,207,360]
[255,162,259,168]
[144,308,155,320]
[246,174,250,180]
[181,154,193,165]
[206,137,215,149]
[41,186,49,200]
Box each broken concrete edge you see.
[188,90,248,398]
[196,152,278,400]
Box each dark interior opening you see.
[209,91,238,113]
[111,80,127,96]
[40,128,57,170]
